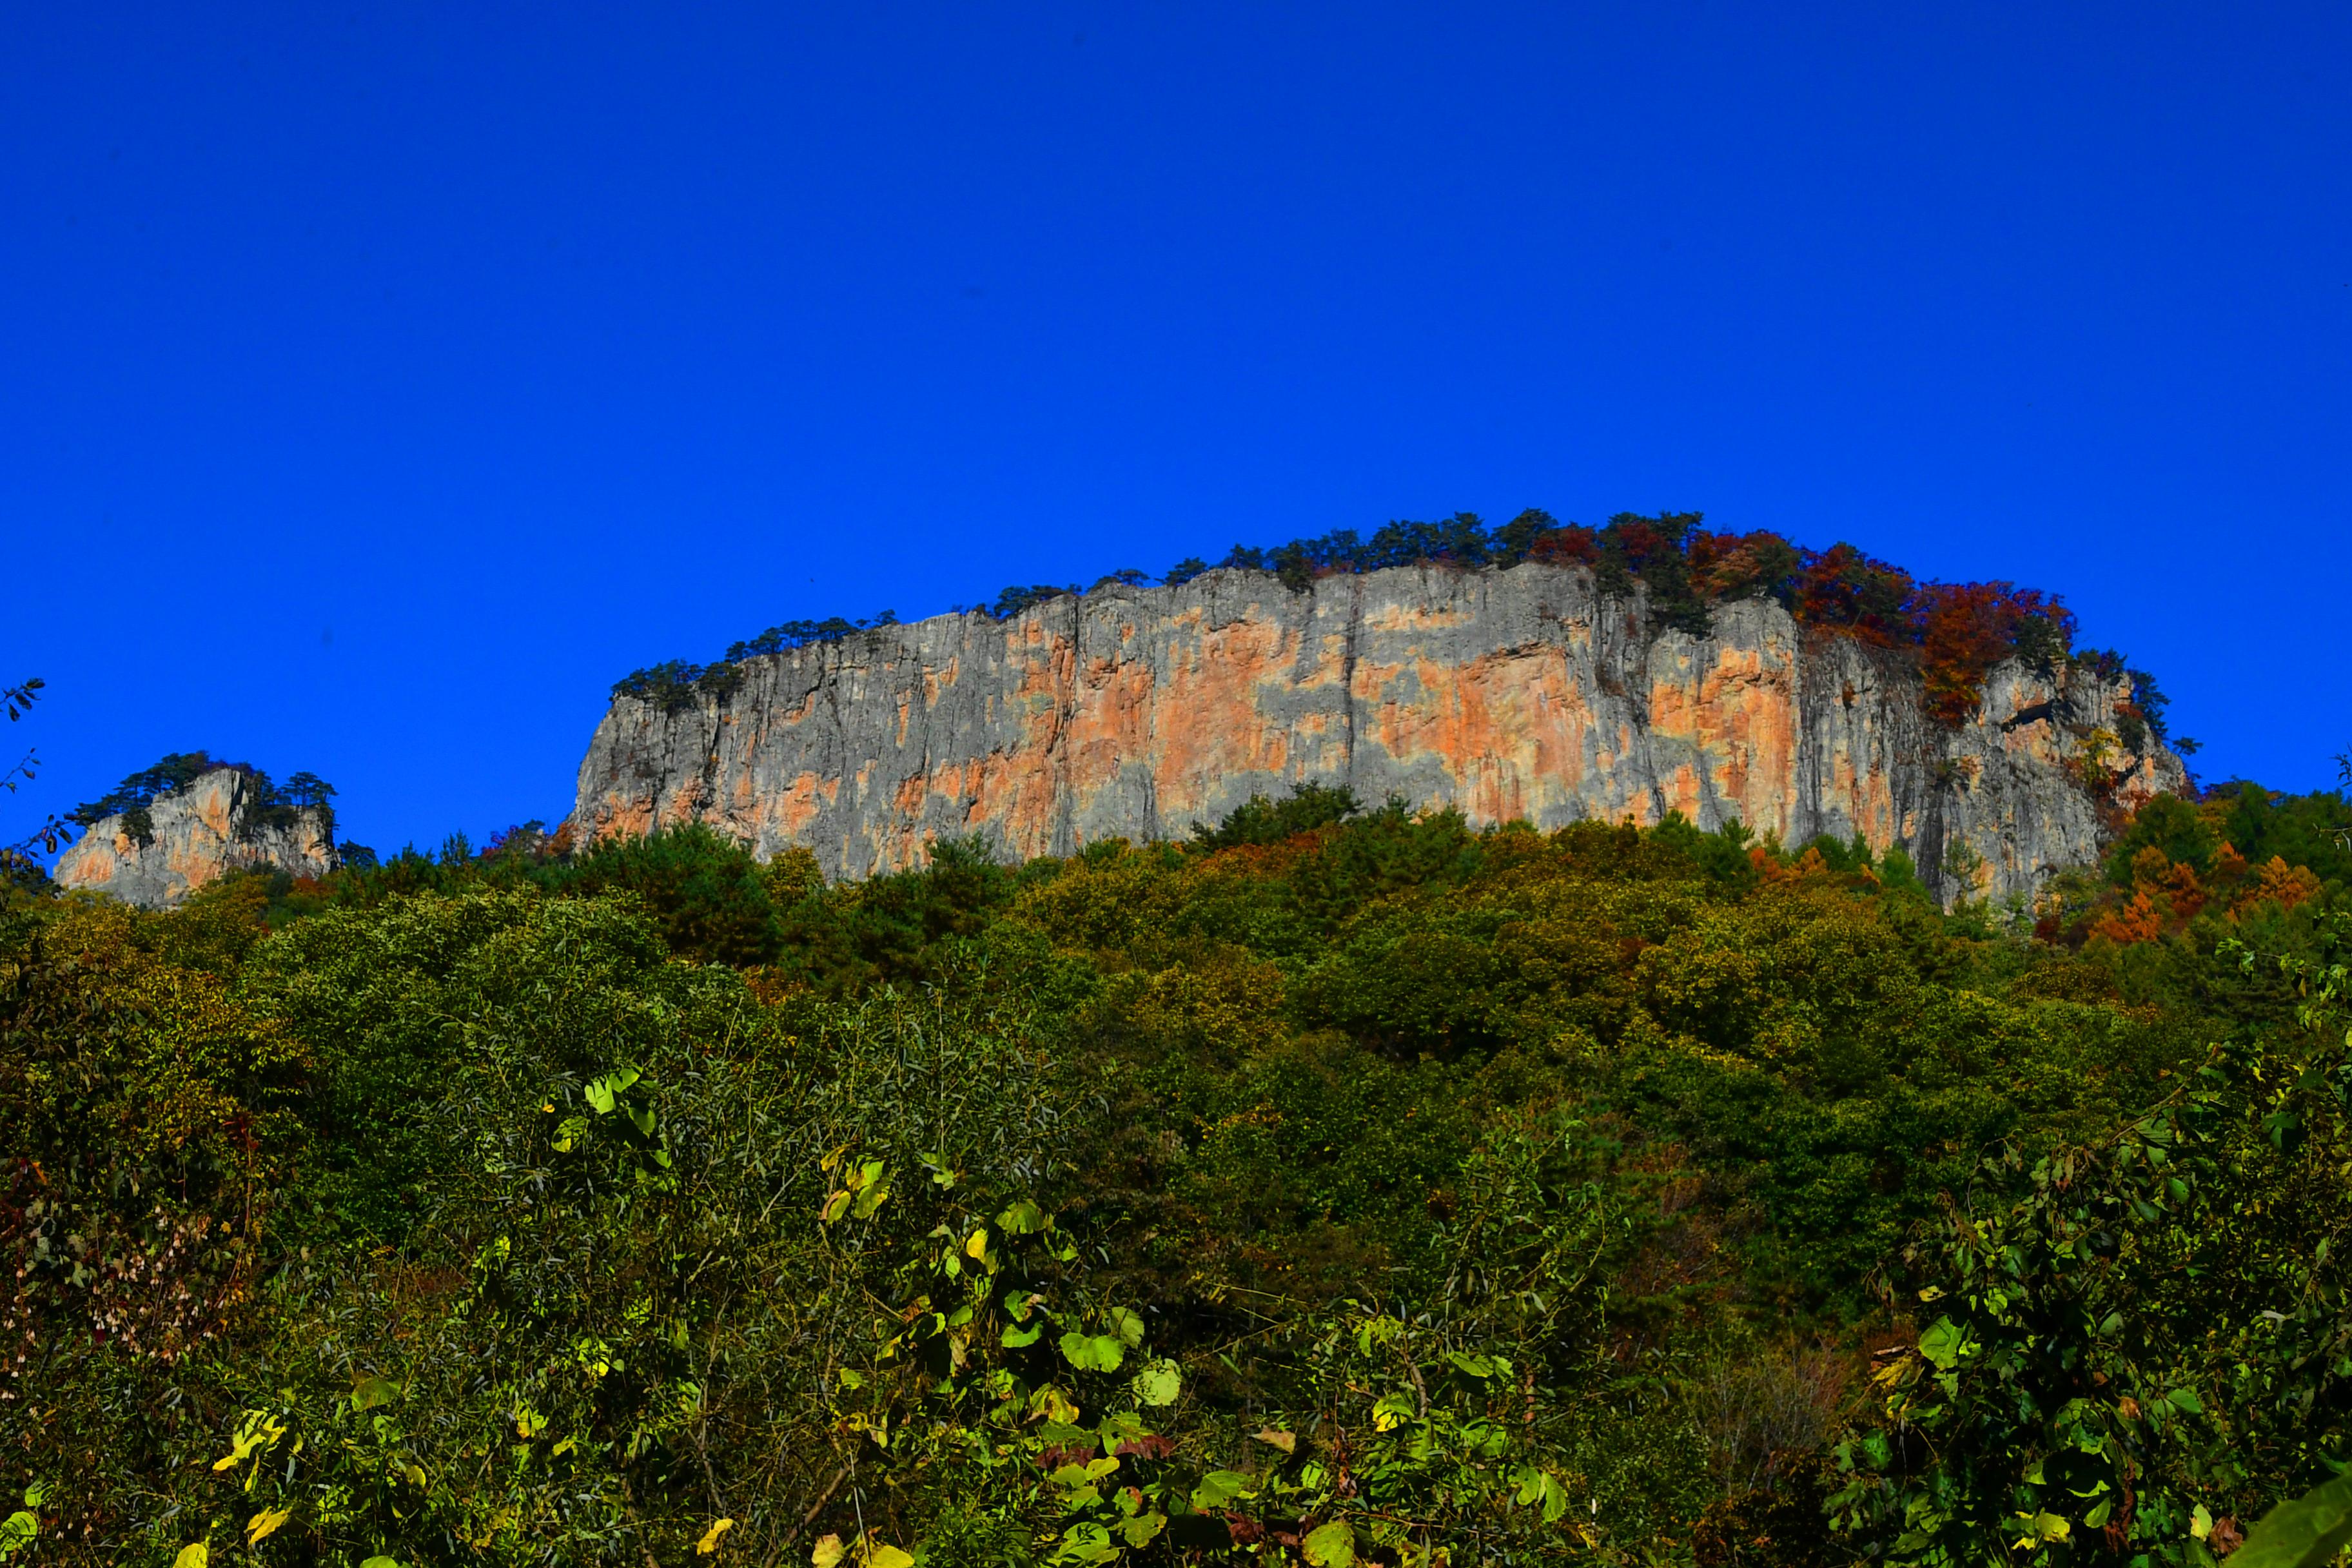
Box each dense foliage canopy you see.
[3,779,2346,1567]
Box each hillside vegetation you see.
[3,784,2347,1568]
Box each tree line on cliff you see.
[609,512,2179,745]
[3,767,2348,1567]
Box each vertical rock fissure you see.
[1049,594,1084,859]
[909,640,937,859]
[1339,575,1363,792]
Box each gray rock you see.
[52,767,335,908]
[571,563,2186,904]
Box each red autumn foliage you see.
[1910,582,2072,727]
[1527,524,1601,565]
[1607,512,1702,578]
[1687,529,1803,603]
[1788,543,1916,646]
[1507,515,2087,729]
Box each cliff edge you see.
[571,563,2186,903]
[53,766,335,908]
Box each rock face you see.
[52,768,335,908]
[571,564,2186,903]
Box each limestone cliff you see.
[52,767,335,908]
[571,563,2187,903]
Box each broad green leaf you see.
[1038,1420,1093,1451]
[1303,1521,1356,1567]
[584,1067,638,1114]
[996,1199,1047,1235]
[360,1558,402,1568]
[1107,1306,1146,1347]
[1059,1331,1125,1373]
[1132,1358,1181,1406]
[351,1371,398,1411]
[2168,1387,2205,1415]
[1191,1470,1252,1511]
[2232,1471,2352,1568]
[1051,1522,1121,1566]
[1119,1511,1166,1549]
[1919,1317,1975,1372]
[173,1546,209,1568]
[1253,1427,1296,1454]
[1513,1465,1569,1523]
[850,1177,890,1219]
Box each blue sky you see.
[7,3,2347,856]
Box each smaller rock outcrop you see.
[52,767,335,908]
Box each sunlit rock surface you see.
[52,768,335,908]
[571,564,2185,903]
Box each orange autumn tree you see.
[1910,581,2077,727]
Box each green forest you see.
[4,776,2351,1567]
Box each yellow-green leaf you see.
[246,1507,293,1546]
[1132,1358,1181,1407]
[1303,1520,1356,1567]
[811,1533,845,1568]
[696,1517,736,1554]
[1060,1331,1124,1373]
[995,1199,1047,1234]
[1919,1317,1975,1372]
[1191,1471,1252,1511]
[173,1545,209,1568]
